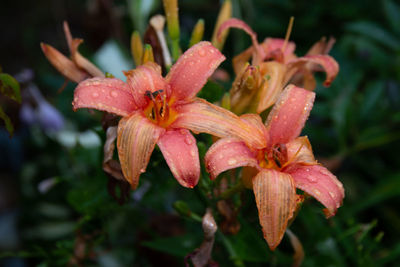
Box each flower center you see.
[259,143,288,170]
[143,90,177,127]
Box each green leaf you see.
[141,234,201,257]
[383,0,400,34]
[0,105,14,136]
[0,73,21,103]
[346,21,400,51]
[197,80,225,103]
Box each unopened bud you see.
[131,31,143,66]
[142,44,155,64]
[189,19,204,47]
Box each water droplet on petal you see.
[198,48,206,57]
[190,150,196,157]
[228,158,237,165]
[92,92,99,98]
[140,168,146,173]
[314,189,321,196]
[189,60,195,66]
[110,90,118,98]
[184,135,193,145]
[329,191,336,198]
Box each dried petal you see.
[285,164,344,217]
[253,169,296,250]
[166,41,225,101]
[73,77,137,117]
[172,98,266,149]
[157,128,200,188]
[265,85,315,146]
[117,113,165,189]
[41,43,88,83]
[205,138,259,179]
[70,39,104,78]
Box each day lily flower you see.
[73,41,265,189]
[41,21,104,83]
[205,85,344,250]
[217,18,339,114]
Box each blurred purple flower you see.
[20,84,64,132]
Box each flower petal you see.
[265,85,315,146]
[256,61,286,113]
[124,62,167,108]
[166,41,225,100]
[217,19,264,65]
[261,38,296,63]
[73,77,137,117]
[41,43,88,83]
[172,98,266,149]
[287,55,339,87]
[117,113,165,189]
[205,138,260,180]
[285,164,344,217]
[285,136,316,166]
[253,169,296,250]
[157,128,200,188]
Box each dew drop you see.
[140,168,146,173]
[189,60,195,66]
[198,49,206,57]
[110,90,118,98]
[92,92,99,98]
[218,154,224,159]
[329,192,336,198]
[228,158,237,165]
[314,189,321,196]
[190,150,196,157]
[184,135,193,145]
[208,62,215,68]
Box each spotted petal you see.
[124,62,167,108]
[285,164,344,217]
[265,85,315,146]
[157,129,200,188]
[172,98,266,149]
[253,169,296,250]
[73,77,137,117]
[166,41,225,101]
[205,138,259,180]
[117,113,165,189]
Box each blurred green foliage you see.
[0,0,400,266]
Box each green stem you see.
[218,231,245,267]
[218,179,245,200]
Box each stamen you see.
[281,16,294,54]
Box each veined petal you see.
[117,113,165,189]
[124,62,167,108]
[253,169,296,250]
[172,98,266,149]
[217,19,265,65]
[157,128,200,188]
[265,85,315,146]
[240,113,267,137]
[306,37,335,56]
[41,43,88,83]
[285,136,316,166]
[73,77,137,117]
[287,55,339,87]
[166,41,225,101]
[285,164,344,217]
[205,138,260,180]
[256,62,286,113]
